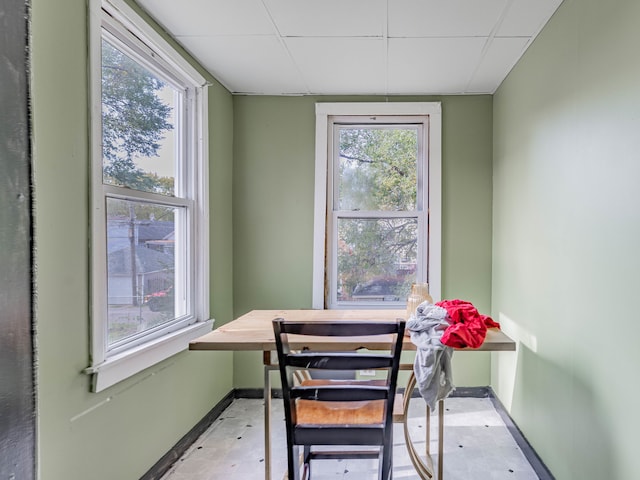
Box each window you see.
[87,0,211,392]
[313,103,441,309]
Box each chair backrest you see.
[272,319,406,441]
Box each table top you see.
[189,309,516,352]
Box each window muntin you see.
[324,114,432,309]
[97,18,196,356]
[90,0,209,386]
[313,103,441,310]
[101,37,180,196]
[336,126,419,211]
[335,216,419,303]
[105,198,188,348]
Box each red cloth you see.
[435,299,500,349]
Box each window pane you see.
[101,39,178,196]
[337,127,418,211]
[106,198,186,346]
[336,217,417,302]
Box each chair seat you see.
[297,379,406,424]
[297,378,386,425]
[296,398,385,425]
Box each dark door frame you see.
[0,1,36,478]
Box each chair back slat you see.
[276,320,402,337]
[291,385,389,402]
[286,352,393,370]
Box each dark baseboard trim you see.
[142,386,554,480]
[234,387,266,399]
[235,386,554,479]
[140,390,235,480]
[487,387,556,480]
[450,386,491,398]
[236,385,492,400]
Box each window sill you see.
[85,319,214,392]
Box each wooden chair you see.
[272,318,406,480]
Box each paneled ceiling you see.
[137,0,562,95]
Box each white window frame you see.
[86,0,212,392]
[312,102,442,309]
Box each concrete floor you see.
[160,396,542,480]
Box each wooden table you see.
[190,309,516,479]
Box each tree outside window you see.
[100,36,185,347]
[333,125,423,304]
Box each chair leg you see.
[380,431,393,480]
[303,445,311,479]
[287,444,300,480]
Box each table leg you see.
[402,373,434,479]
[264,362,272,480]
[426,403,430,458]
[438,399,444,480]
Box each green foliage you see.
[101,39,174,192]
[140,172,175,196]
[107,197,175,223]
[338,128,417,211]
[337,128,419,300]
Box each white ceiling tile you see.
[497,0,564,37]
[179,35,308,94]
[466,37,530,93]
[138,0,275,36]
[285,37,387,94]
[388,37,487,94]
[137,0,563,95]
[265,0,387,37]
[388,0,509,37]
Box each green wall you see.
[31,1,234,478]
[492,0,640,478]
[232,95,495,388]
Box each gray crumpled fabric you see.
[406,301,455,409]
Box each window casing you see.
[313,103,441,309]
[87,0,211,392]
